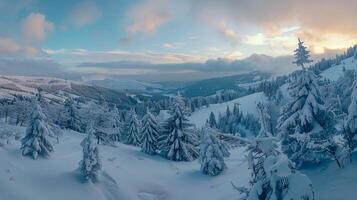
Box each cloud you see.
[0,37,20,54]
[21,12,54,44]
[0,13,53,57]
[0,36,43,56]
[126,0,171,35]
[191,0,357,53]
[218,20,240,46]
[162,42,184,49]
[0,57,63,76]
[70,1,101,28]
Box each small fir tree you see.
[21,98,54,159]
[125,109,141,146]
[199,127,230,176]
[141,109,160,155]
[208,112,217,128]
[79,123,102,183]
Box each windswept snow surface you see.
[320,56,357,81]
[189,92,268,128]
[0,131,250,200]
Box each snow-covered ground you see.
[2,127,357,200]
[189,92,267,128]
[0,131,250,200]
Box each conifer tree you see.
[278,39,335,167]
[79,123,102,182]
[141,109,160,155]
[208,112,217,128]
[293,38,313,70]
[160,94,199,161]
[63,97,82,132]
[21,97,54,159]
[199,127,230,176]
[125,109,141,146]
[345,73,357,160]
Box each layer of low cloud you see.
[0,57,63,76]
[43,48,206,64]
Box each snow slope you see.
[320,56,357,81]
[0,131,250,200]
[189,92,268,128]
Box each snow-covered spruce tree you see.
[345,74,357,160]
[125,109,141,146]
[208,111,217,128]
[199,127,230,176]
[63,97,82,132]
[293,38,313,70]
[160,94,199,161]
[141,109,160,155]
[79,123,102,183]
[277,39,335,167]
[21,99,54,159]
[110,105,124,140]
[238,137,314,200]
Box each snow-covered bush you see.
[199,127,230,176]
[160,94,199,161]
[240,137,314,200]
[141,109,160,155]
[79,124,102,183]
[21,100,54,159]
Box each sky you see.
[0,0,356,81]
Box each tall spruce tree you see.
[141,109,160,155]
[79,123,102,182]
[21,97,54,159]
[277,39,335,167]
[345,72,357,160]
[125,109,141,146]
[160,94,199,161]
[293,38,313,70]
[199,127,230,176]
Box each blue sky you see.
[0,0,357,79]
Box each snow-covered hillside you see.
[320,56,357,81]
[0,75,136,107]
[0,75,72,100]
[189,92,267,128]
[0,131,250,200]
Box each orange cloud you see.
[21,13,54,44]
[126,0,171,35]
[192,0,357,52]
